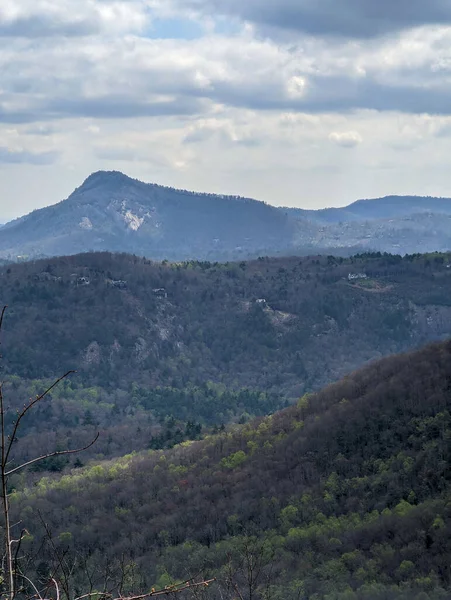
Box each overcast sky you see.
[1,1,451,220]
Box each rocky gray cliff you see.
[2,171,451,260]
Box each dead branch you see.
[6,433,100,476]
[51,578,60,600]
[4,371,76,467]
[74,578,216,600]
[18,573,44,600]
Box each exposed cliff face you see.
[410,302,451,338]
[0,171,302,261]
[3,171,451,262]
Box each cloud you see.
[46,95,207,120]
[24,124,56,136]
[95,146,142,161]
[1,13,451,128]
[0,0,147,37]
[174,0,451,38]
[3,0,451,221]
[182,117,263,146]
[329,130,362,147]
[0,146,58,164]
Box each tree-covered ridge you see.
[12,339,451,599]
[2,251,451,396]
[1,375,284,469]
[2,249,451,480]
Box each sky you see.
[2,1,451,220]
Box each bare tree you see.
[0,305,215,600]
[0,306,99,599]
[221,537,275,600]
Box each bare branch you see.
[52,578,61,600]
[74,579,216,600]
[13,528,29,579]
[0,305,7,339]
[75,593,107,600]
[37,511,72,600]
[6,433,100,476]
[18,573,44,600]
[0,377,14,600]
[4,370,76,467]
[0,306,101,600]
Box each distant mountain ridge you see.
[0,171,306,261]
[1,171,451,260]
[286,194,451,223]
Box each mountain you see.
[286,196,451,255]
[304,212,451,255]
[0,171,310,261]
[3,250,451,392]
[287,195,451,223]
[13,338,451,599]
[2,250,451,471]
[3,172,451,261]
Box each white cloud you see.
[329,131,363,148]
[3,22,451,129]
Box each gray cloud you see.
[181,0,451,38]
[296,75,451,115]
[0,94,207,124]
[95,147,141,161]
[0,16,98,37]
[187,73,451,117]
[24,124,57,136]
[0,147,59,164]
[183,123,263,146]
[0,1,147,38]
[46,95,207,119]
[1,6,451,136]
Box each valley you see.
[9,335,451,600]
[1,250,451,469]
[5,0,451,597]
[0,249,450,598]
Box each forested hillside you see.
[11,339,451,599]
[4,250,451,391]
[3,172,451,261]
[4,253,451,396]
[0,171,306,261]
[3,251,451,468]
[289,195,451,223]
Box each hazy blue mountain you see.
[0,171,314,261]
[286,194,451,223]
[1,172,451,260]
[304,212,451,255]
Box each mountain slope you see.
[14,339,451,599]
[308,212,451,255]
[0,171,307,261]
[2,251,451,476]
[3,251,451,395]
[3,172,451,260]
[288,194,451,223]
